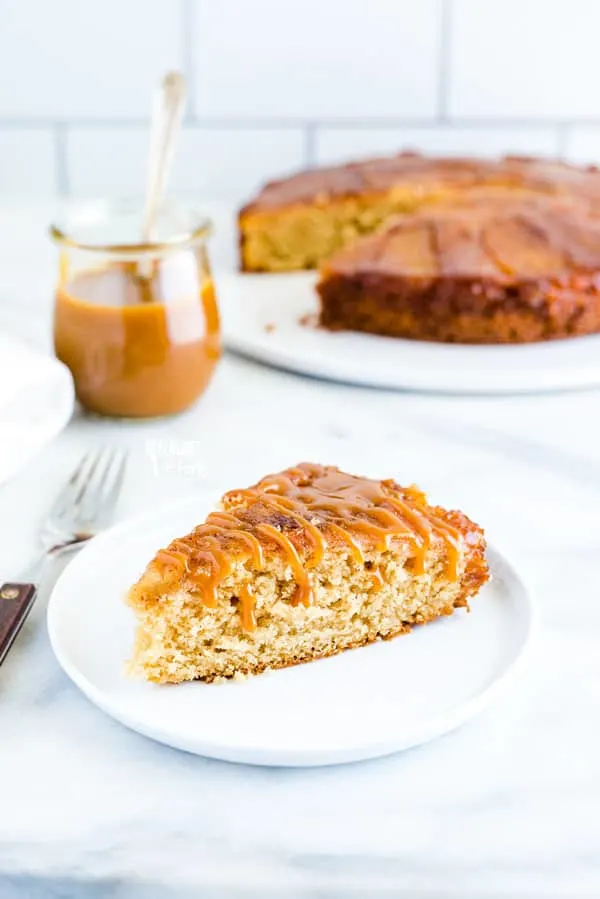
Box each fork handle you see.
[0,583,38,668]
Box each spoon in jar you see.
[138,70,187,285]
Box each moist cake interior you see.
[316,196,600,344]
[126,463,489,683]
[239,152,600,272]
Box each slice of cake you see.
[316,196,600,344]
[238,151,600,272]
[126,463,489,684]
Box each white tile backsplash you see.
[192,0,441,119]
[564,128,600,166]
[1,0,599,198]
[66,126,305,200]
[315,127,560,166]
[449,0,600,120]
[0,128,57,197]
[0,0,182,119]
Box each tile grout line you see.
[556,124,569,159]
[304,123,316,167]
[1,116,598,129]
[437,0,452,121]
[54,122,69,197]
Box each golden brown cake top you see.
[320,196,600,281]
[146,463,483,626]
[241,151,600,215]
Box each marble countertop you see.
[1,204,599,899]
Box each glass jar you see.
[50,199,221,418]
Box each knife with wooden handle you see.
[0,583,38,667]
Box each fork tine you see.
[77,447,123,523]
[42,446,128,547]
[72,448,107,506]
[84,450,128,527]
[48,449,97,519]
[102,451,128,513]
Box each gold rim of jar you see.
[49,198,212,256]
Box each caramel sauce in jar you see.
[51,201,220,418]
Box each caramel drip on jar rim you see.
[152,463,463,632]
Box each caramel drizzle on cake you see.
[154,463,462,632]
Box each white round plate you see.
[217,270,600,394]
[48,493,535,767]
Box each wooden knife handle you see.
[0,583,38,667]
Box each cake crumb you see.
[264,322,276,333]
[299,312,318,329]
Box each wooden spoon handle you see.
[0,583,37,667]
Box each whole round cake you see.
[316,197,600,344]
[239,152,600,273]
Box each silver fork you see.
[0,447,127,667]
